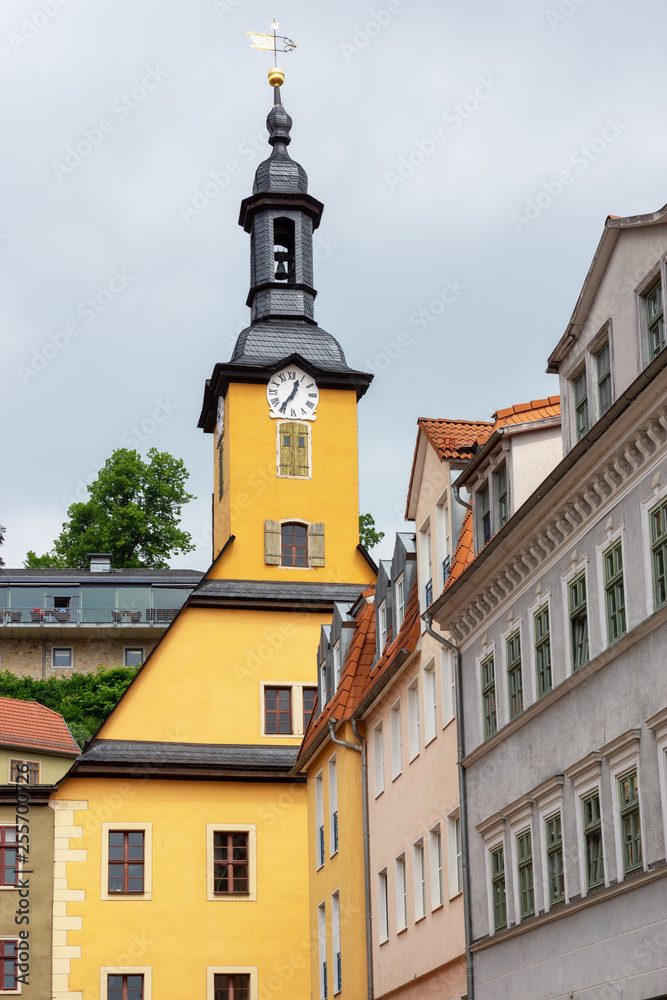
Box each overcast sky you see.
[2,0,666,570]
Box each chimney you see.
[88,553,112,573]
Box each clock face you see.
[267,365,319,421]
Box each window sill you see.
[448,889,463,901]
[424,734,437,748]
[374,788,384,799]
[414,913,426,924]
[441,715,456,732]
[391,772,402,783]
[396,924,408,935]
[330,850,338,859]
[379,936,389,947]
[430,901,444,913]
[408,752,420,765]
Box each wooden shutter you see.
[280,425,295,476]
[265,520,281,565]
[295,423,309,476]
[310,522,325,567]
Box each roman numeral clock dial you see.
[266,365,319,421]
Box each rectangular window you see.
[378,600,387,651]
[373,724,384,797]
[107,974,144,1000]
[213,974,249,1000]
[124,647,144,667]
[583,792,604,890]
[516,829,534,919]
[441,649,456,727]
[390,701,402,779]
[596,341,612,416]
[480,486,491,545]
[413,840,426,920]
[491,846,507,931]
[332,891,341,994]
[481,654,497,739]
[496,465,509,528]
[545,813,564,906]
[604,541,626,643]
[619,770,642,875]
[329,755,338,856]
[422,526,433,607]
[0,940,18,993]
[506,630,523,719]
[316,773,325,868]
[569,573,589,671]
[108,831,144,893]
[333,641,341,689]
[646,281,665,361]
[303,687,317,732]
[378,870,389,943]
[9,759,39,784]
[264,687,292,734]
[423,662,437,745]
[0,828,17,887]
[650,496,667,609]
[52,647,72,668]
[281,522,308,567]
[534,605,552,697]
[213,832,249,894]
[429,825,444,908]
[407,678,420,761]
[318,902,327,1000]
[574,369,589,440]
[447,812,462,896]
[395,855,407,931]
[396,576,405,629]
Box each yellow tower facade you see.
[50,78,375,1000]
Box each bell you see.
[275,260,288,281]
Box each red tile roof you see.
[0,698,80,756]
[417,418,494,461]
[444,509,473,591]
[493,396,560,427]
[357,577,420,702]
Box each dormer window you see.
[273,218,295,282]
[333,640,341,688]
[378,600,387,651]
[396,575,405,629]
[646,281,664,361]
[574,369,589,440]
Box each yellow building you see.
[51,75,374,1000]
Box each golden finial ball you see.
[268,66,285,87]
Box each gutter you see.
[431,347,667,618]
[328,719,374,1000]
[423,613,473,1000]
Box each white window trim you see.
[647,707,667,861]
[390,700,402,781]
[505,797,536,923]
[600,729,645,884]
[206,967,257,1000]
[206,823,257,902]
[317,901,327,1000]
[331,889,342,995]
[395,854,408,933]
[595,522,627,648]
[315,771,325,870]
[100,822,152,901]
[377,869,389,944]
[407,676,420,762]
[640,478,667,617]
[435,486,451,591]
[275,418,313,480]
[561,555,591,677]
[51,646,73,668]
[477,812,506,936]
[395,573,405,630]
[412,838,426,921]
[446,806,462,900]
[440,647,456,729]
[428,823,444,911]
[333,640,341,690]
[423,658,437,746]
[532,775,567,913]
[418,514,432,621]
[378,599,387,652]
[101,966,152,1000]
[564,752,607,897]
[373,722,384,798]
[328,753,338,858]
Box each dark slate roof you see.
[230,320,350,372]
[253,102,308,195]
[80,739,298,768]
[193,579,367,602]
[0,568,203,584]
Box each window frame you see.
[331,889,342,994]
[565,753,607,898]
[595,339,612,417]
[649,494,667,612]
[480,652,497,740]
[212,831,250,897]
[428,823,444,910]
[440,648,456,728]
[51,646,72,669]
[101,823,152,901]
[280,521,309,568]
[206,968,257,1000]
[479,814,506,935]
[101,968,152,1000]
[8,760,39,785]
[395,854,408,933]
[423,659,437,746]
[412,838,426,921]
[373,723,384,798]
[395,574,405,630]
[0,829,18,889]
[328,754,338,857]
[515,828,535,920]
[0,938,20,995]
[123,647,144,668]
[645,278,665,362]
[446,807,462,899]
[602,730,645,884]
[276,419,311,479]
[533,602,552,698]
[315,772,325,870]
[206,824,257,902]
[505,629,523,720]
[390,700,402,780]
[573,367,589,441]
[263,685,293,735]
[377,869,389,944]
[533,775,567,913]
[602,538,626,645]
[490,843,507,933]
[407,677,420,762]
[260,682,314,738]
[568,569,589,673]
[106,830,145,895]
[377,600,387,652]
[496,463,509,529]
[317,901,327,1000]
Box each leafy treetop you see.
[359,513,385,551]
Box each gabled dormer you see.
[547,203,667,453]
[389,534,417,639]
[374,559,393,659]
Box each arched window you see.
[278,422,309,477]
[273,218,295,282]
[281,522,308,567]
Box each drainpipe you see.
[328,718,373,1000]
[423,613,473,1000]
[42,637,47,681]
[453,482,471,512]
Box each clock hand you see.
[279,380,300,413]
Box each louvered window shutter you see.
[310,522,325,567]
[280,425,295,476]
[265,519,281,565]
[295,423,309,476]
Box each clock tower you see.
[198,75,374,585]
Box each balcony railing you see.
[332,811,338,853]
[336,952,342,993]
[0,608,180,626]
[322,960,328,1000]
[425,578,433,606]
[318,824,325,867]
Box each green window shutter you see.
[265,520,281,565]
[310,522,325,567]
[280,424,295,476]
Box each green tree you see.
[359,513,385,550]
[24,448,196,569]
[0,524,4,567]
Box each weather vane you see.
[247,17,296,65]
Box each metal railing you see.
[0,608,180,625]
[322,961,328,999]
[332,811,339,853]
[336,952,342,993]
[318,825,325,867]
